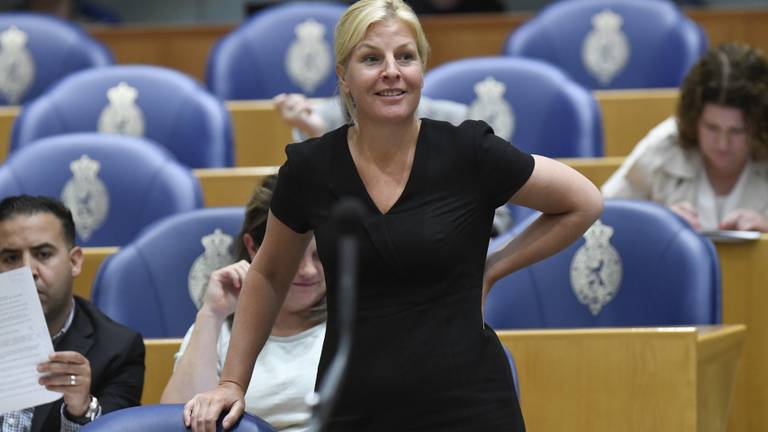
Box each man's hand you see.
[38,351,92,417]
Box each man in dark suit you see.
[0,195,145,431]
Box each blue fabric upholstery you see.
[91,207,244,338]
[207,1,346,100]
[485,199,721,329]
[10,65,233,168]
[0,133,202,247]
[0,12,112,105]
[503,0,707,89]
[81,404,275,431]
[422,56,603,158]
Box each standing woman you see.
[185,1,602,431]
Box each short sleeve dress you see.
[271,118,534,431]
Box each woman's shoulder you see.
[421,118,494,144]
[285,123,348,167]
[630,117,697,177]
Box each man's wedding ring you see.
[69,375,76,386]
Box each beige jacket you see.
[602,117,768,230]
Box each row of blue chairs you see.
[0,0,706,171]
[82,198,720,340]
[0,0,706,105]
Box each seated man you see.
[0,195,145,430]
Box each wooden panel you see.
[560,156,623,187]
[698,326,746,432]
[194,165,278,206]
[77,247,117,300]
[499,325,744,432]
[90,25,231,84]
[142,338,183,405]
[226,100,293,167]
[419,13,527,69]
[0,106,18,164]
[594,89,678,157]
[716,236,768,432]
[82,10,768,84]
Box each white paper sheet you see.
[0,267,61,415]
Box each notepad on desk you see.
[701,230,762,243]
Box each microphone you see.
[307,198,366,432]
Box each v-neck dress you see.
[271,118,534,431]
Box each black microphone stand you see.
[307,199,365,432]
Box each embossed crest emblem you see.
[569,220,622,315]
[0,26,35,104]
[467,76,515,141]
[60,155,110,241]
[97,82,145,136]
[581,9,630,85]
[285,18,332,94]
[188,229,234,309]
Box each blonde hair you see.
[334,0,430,122]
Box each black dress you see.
[271,119,533,431]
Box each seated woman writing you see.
[603,43,768,232]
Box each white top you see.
[175,322,326,432]
[602,117,768,230]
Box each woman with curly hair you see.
[603,42,768,232]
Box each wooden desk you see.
[142,338,183,405]
[716,236,768,432]
[499,325,744,432]
[194,165,278,206]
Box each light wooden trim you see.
[142,338,183,405]
[594,88,678,157]
[560,156,623,187]
[77,247,118,300]
[194,165,278,207]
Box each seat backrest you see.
[0,132,202,247]
[0,12,112,105]
[207,1,346,100]
[91,207,244,338]
[10,64,233,168]
[485,199,721,329]
[82,404,275,431]
[503,0,707,89]
[422,56,602,158]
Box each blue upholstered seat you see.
[0,133,202,247]
[91,207,245,338]
[0,12,112,105]
[82,404,275,431]
[10,65,233,168]
[485,199,721,329]
[422,56,603,158]
[503,0,707,89]
[207,1,346,100]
